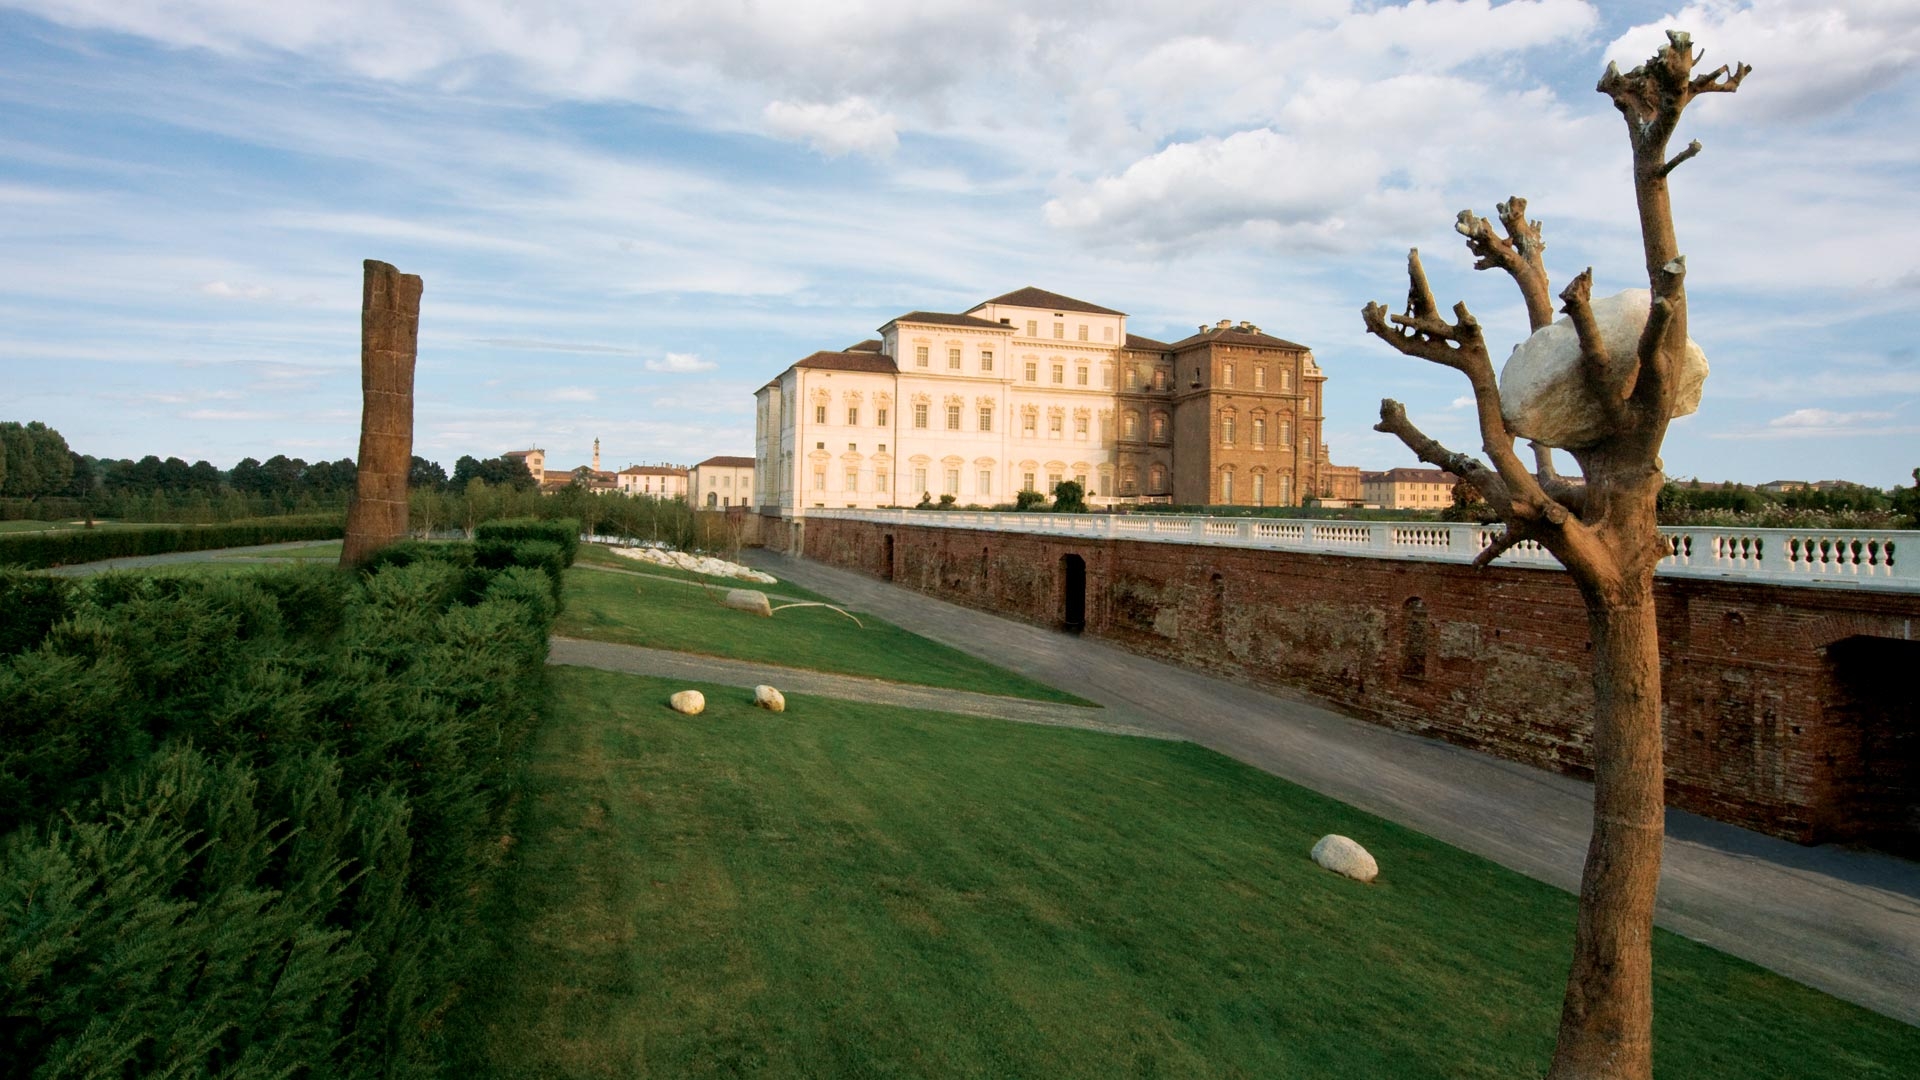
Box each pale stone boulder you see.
[754,684,786,713]
[1311,834,1379,883]
[1499,288,1708,450]
[669,690,705,715]
[721,589,773,617]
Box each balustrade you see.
[800,509,1914,591]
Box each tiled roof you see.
[1362,467,1457,484]
[696,455,755,468]
[502,448,542,457]
[1166,327,1311,351]
[618,465,687,477]
[885,311,1008,330]
[1124,333,1169,351]
[844,339,883,352]
[794,349,899,374]
[971,287,1126,317]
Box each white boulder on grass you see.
[609,545,777,584]
[669,690,705,715]
[1499,288,1708,450]
[722,589,773,617]
[1311,834,1379,883]
[754,684,786,713]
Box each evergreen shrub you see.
[472,517,578,566]
[0,540,558,1077]
[0,516,344,569]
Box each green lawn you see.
[556,565,1093,706]
[446,667,1920,1079]
[214,540,343,560]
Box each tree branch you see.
[1375,400,1510,509]
[1657,139,1702,178]
[1456,196,1554,331]
[1558,268,1626,426]
[1473,525,1536,570]
[1531,440,1589,517]
[1630,257,1686,415]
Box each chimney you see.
[1216,318,1232,330]
[1198,324,1209,335]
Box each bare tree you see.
[1360,32,1746,1080]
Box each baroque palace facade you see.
[754,287,1357,514]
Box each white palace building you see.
[754,287,1356,514]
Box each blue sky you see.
[2,1,1916,486]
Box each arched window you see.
[1149,464,1166,492]
[1150,412,1167,440]
[1124,411,1140,438]
[1253,473,1265,505]
[706,491,718,508]
[1220,470,1234,504]
[1122,466,1138,494]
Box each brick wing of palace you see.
[754,287,1362,514]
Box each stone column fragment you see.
[340,260,423,567]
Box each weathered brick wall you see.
[798,516,1920,844]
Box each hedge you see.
[473,517,578,567]
[0,542,555,1077]
[0,515,344,569]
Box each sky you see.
[1,0,1916,487]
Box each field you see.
[446,666,1920,1079]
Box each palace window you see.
[1279,420,1291,445]
[978,470,992,495]
[1221,470,1234,503]
[1104,326,1114,342]
[915,345,929,367]
[1051,363,1064,384]
[847,407,858,426]
[1221,415,1235,445]
[1124,412,1139,439]
[913,403,929,429]
[912,467,927,493]
[947,404,961,430]
[1150,464,1166,491]
[1224,363,1235,386]
[1048,471,1062,490]
[1022,412,1036,436]
[813,468,826,491]
[1150,413,1167,440]
[1125,367,1138,389]
[944,468,959,495]
[979,406,993,432]
[1280,369,1291,390]
[1025,319,1037,336]
[1077,366,1088,386]
[1122,467,1137,494]
[1153,369,1168,391]
[1253,418,1266,447]
[877,407,888,426]
[1074,415,1088,437]
[1025,361,1038,382]
[815,404,827,424]
[1255,366,1266,389]
[1023,472,1036,491]
[1077,324,1088,341]
[948,347,961,370]
[981,350,994,372]
[845,468,858,492]
[1053,322,1064,339]
[1254,473,1266,505]
[1049,413,1063,436]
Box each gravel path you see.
[548,636,1168,739]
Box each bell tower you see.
[592,437,601,473]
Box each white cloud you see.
[543,386,598,402]
[200,280,273,299]
[763,96,898,158]
[1768,407,1894,429]
[645,352,716,374]
[1606,2,1920,122]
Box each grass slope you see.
[449,668,1920,1079]
[556,565,1094,706]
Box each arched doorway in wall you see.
[1823,634,1920,851]
[882,534,895,581]
[1060,553,1086,633]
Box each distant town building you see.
[691,456,755,508]
[616,464,690,500]
[503,447,545,480]
[753,286,1355,514]
[1361,467,1459,510]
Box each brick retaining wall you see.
[788,515,1920,845]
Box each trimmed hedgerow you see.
[0,541,554,1078]
[0,515,344,569]
[473,517,578,567]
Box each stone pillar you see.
[340,260,423,567]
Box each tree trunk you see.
[1548,589,1664,1079]
[340,260,423,568]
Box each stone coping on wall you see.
[799,508,1917,593]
